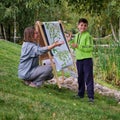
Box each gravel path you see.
[47,76,120,103]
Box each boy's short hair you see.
[78,18,88,25]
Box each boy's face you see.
[78,22,88,33]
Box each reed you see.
[94,39,120,86]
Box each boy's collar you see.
[79,31,88,34]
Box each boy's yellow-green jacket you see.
[69,31,93,60]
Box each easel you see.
[35,20,77,88]
[35,21,63,88]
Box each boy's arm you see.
[68,34,78,49]
[77,35,93,52]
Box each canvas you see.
[43,21,73,71]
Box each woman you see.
[18,26,64,88]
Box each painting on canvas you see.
[43,21,73,71]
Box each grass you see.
[0,39,120,120]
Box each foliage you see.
[0,0,120,42]
[94,40,120,86]
[67,0,120,40]
[0,40,120,120]
[0,0,73,41]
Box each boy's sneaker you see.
[73,95,84,99]
[88,98,94,103]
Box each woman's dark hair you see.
[78,18,88,25]
[23,26,35,42]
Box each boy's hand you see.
[65,33,72,41]
[71,43,78,48]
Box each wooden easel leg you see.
[51,63,61,88]
[54,71,61,88]
[61,70,64,83]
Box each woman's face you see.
[34,31,39,39]
[78,22,88,33]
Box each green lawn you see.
[0,40,120,120]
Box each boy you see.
[67,18,94,103]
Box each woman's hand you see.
[53,41,64,47]
[48,40,64,50]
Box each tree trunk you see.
[2,24,7,40]
[14,12,16,43]
[0,24,6,40]
[8,24,11,41]
[118,18,120,41]
[110,22,118,42]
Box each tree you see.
[1,0,119,42]
[0,0,18,41]
[67,0,120,41]
[0,0,73,42]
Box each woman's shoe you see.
[23,80,31,86]
[29,82,38,88]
